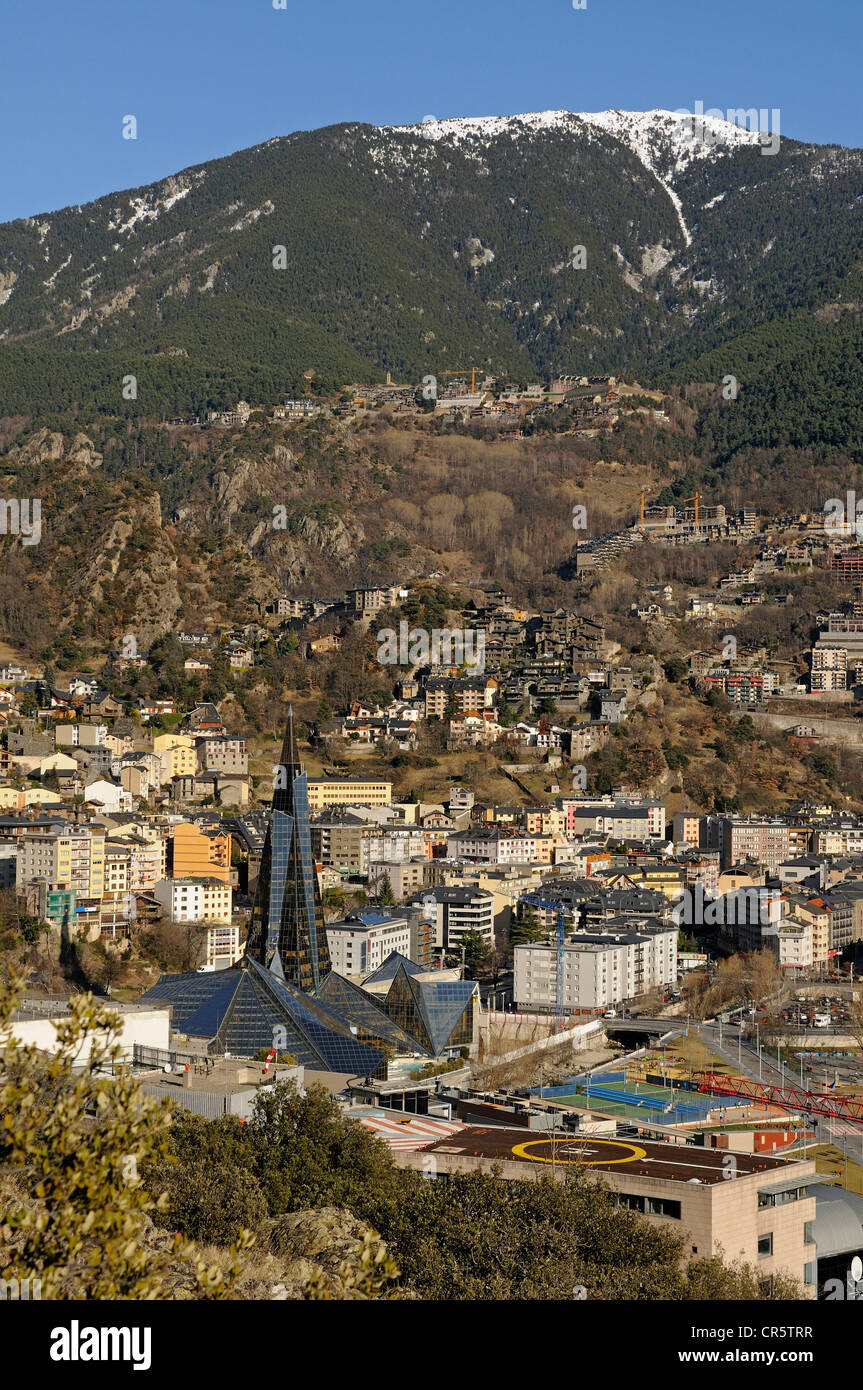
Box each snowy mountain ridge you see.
[388,109,767,248]
[391,107,765,164]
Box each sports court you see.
[530,1074,754,1126]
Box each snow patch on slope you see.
[388,108,764,248]
[43,254,72,290]
[108,177,195,236]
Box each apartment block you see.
[708,817,792,875]
[171,821,231,884]
[153,877,232,925]
[564,798,666,840]
[409,886,495,951]
[306,779,393,812]
[205,923,242,968]
[154,733,197,780]
[18,824,106,932]
[367,860,429,900]
[326,910,412,976]
[514,925,677,1011]
[197,737,248,776]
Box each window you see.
[646,1196,681,1219]
[758,1233,773,1258]
[804,1221,815,1245]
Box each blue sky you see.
[2,0,859,221]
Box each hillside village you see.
[167,371,631,439]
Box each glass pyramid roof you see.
[363,951,423,986]
[317,971,428,1054]
[139,961,384,1075]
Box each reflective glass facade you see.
[318,971,425,1053]
[381,964,475,1055]
[140,959,383,1074]
[247,712,331,992]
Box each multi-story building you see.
[445,830,555,865]
[153,877,232,925]
[105,827,167,892]
[306,779,393,812]
[153,733,197,780]
[672,812,701,847]
[368,827,428,865]
[367,860,430,900]
[707,817,792,875]
[104,845,131,895]
[410,886,495,952]
[18,823,106,934]
[326,910,413,976]
[514,922,677,1011]
[564,798,666,841]
[810,646,847,692]
[345,585,405,614]
[171,821,231,884]
[312,819,374,875]
[776,917,814,971]
[830,549,863,582]
[197,738,248,776]
[425,677,498,719]
[782,894,831,969]
[205,923,242,968]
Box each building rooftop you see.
[416,1127,807,1185]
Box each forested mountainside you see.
[1,111,862,416]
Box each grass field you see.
[801,1143,863,1197]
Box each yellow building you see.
[18,824,106,932]
[306,779,393,812]
[154,733,196,779]
[0,787,63,810]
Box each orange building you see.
[171,822,231,885]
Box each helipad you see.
[416,1126,793,1183]
[511,1137,646,1166]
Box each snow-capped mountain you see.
[0,108,860,414]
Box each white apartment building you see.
[446,831,555,865]
[776,917,814,971]
[106,831,167,891]
[514,925,677,1012]
[153,877,232,925]
[326,912,412,976]
[205,924,242,968]
[410,886,495,951]
[368,827,427,865]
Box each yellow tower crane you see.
[681,491,701,528]
[437,368,481,393]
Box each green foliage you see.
[663,657,688,683]
[0,972,246,1299]
[145,1158,268,1247]
[510,905,547,948]
[459,926,491,979]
